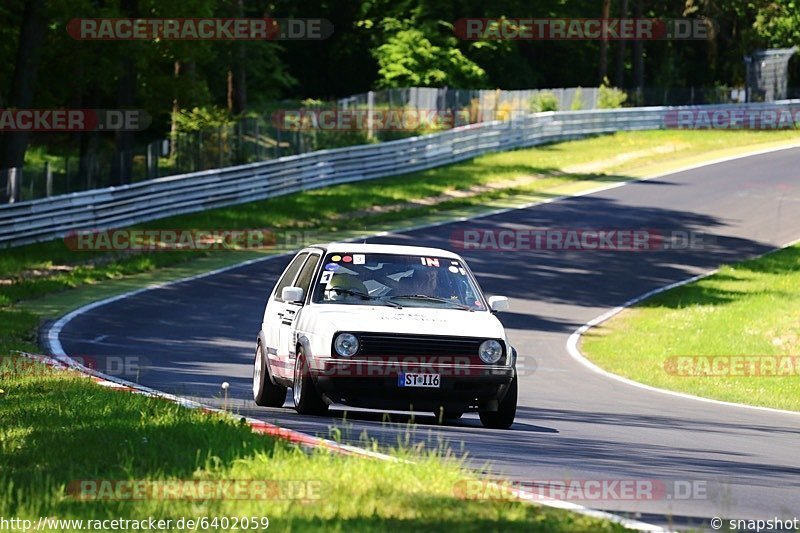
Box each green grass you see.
[582,244,800,411]
[0,356,623,532]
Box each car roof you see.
[308,242,462,259]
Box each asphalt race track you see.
[57,148,800,530]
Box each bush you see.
[598,78,628,109]
[529,91,559,112]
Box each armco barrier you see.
[2,102,799,247]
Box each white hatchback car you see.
[253,242,518,428]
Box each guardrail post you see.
[45,162,52,197]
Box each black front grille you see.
[346,332,504,364]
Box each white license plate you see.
[398,373,440,388]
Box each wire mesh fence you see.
[2,84,789,203]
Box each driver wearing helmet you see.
[325,273,368,302]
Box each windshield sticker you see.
[420,257,439,267]
[353,254,365,265]
[331,255,341,262]
[448,265,459,273]
[319,271,334,284]
[324,263,339,271]
[342,255,353,263]
[459,267,466,275]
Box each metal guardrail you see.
[2,102,798,248]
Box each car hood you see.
[307,304,506,339]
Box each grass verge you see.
[581,244,800,412]
[0,357,624,531]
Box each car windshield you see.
[311,252,486,311]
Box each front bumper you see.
[309,357,515,411]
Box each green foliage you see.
[752,0,800,48]
[370,18,486,88]
[598,78,628,109]
[529,92,559,112]
[173,107,234,133]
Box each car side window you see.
[293,254,321,301]
[273,253,308,301]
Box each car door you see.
[264,252,308,377]
[278,251,321,361]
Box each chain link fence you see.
[1,84,783,204]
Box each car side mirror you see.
[487,296,509,312]
[281,286,304,303]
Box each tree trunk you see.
[598,0,611,83]
[110,0,138,185]
[632,0,645,101]
[170,61,181,159]
[111,55,137,185]
[230,0,247,114]
[615,0,629,87]
[0,0,48,201]
[75,57,102,193]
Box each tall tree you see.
[615,0,629,87]
[598,0,612,83]
[632,0,645,96]
[0,0,48,197]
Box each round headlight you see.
[334,333,359,357]
[478,340,503,364]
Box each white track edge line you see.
[566,236,800,418]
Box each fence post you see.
[218,126,223,168]
[45,162,53,197]
[367,90,374,139]
[7,168,19,203]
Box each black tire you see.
[253,343,288,407]
[292,347,329,415]
[479,374,517,429]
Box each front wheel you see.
[479,374,517,429]
[292,347,329,415]
[253,343,287,407]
